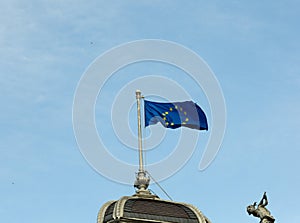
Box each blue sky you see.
[1,1,300,222]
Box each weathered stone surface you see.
[247,192,275,223]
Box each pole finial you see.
[136,89,142,100]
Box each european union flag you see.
[144,100,208,130]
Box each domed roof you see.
[98,195,211,223]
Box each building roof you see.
[97,195,211,223]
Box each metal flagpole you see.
[134,90,150,193]
[134,90,171,198]
[135,90,144,172]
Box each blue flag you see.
[144,100,208,130]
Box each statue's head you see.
[247,202,257,215]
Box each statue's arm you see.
[263,192,268,206]
[259,192,268,207]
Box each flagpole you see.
[135,90,144,172]
[134,90,150,193]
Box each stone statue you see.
[247,192,275,223]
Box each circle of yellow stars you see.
[161,105,189,127]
